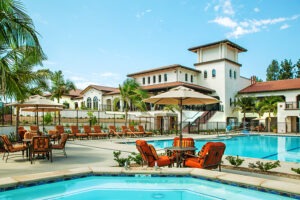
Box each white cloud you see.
[210,17,237,28]
[280,24,290,30]
[222,0,234,15]
[99,72,119,78]
[254,8,260,13]
[136,9,152,19]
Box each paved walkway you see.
[1,134,299,184]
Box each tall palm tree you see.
[256,96,283,132]
[0,0,46,101]
[113,79,148,126]
[49,70,76,103]
[233,96,257,130]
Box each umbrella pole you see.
[16,107,20,141]
[179,99,183,148]
[42,109,44,134]
[36,105,39,133]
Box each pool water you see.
[0,176,295,200]
[149,135,300,162]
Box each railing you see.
[285,102,300,110]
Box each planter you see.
[273,129,277,133]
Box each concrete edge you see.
[0,166,299,197]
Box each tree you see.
[278,59,293,80]
[233,96,257,130]
[49,70,76,103]
[295,59,300,78]
[255,76,263,82]
[0,0,47,101]
[266,60,279,81]
[113,79,148,126]
[256,96,283,132]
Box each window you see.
[164,74,167,82]
[191,75,193,83]
[185,73,188,81]
[153,76,156,83]
[93,96,98,110]
[234,71,237,79]
[142,77,145,85]
[87,97,92,109]
[230,98,232,106]
[229,69,232,78]
[212,69,216,78]
[158,75,162,83]
[204,70,207,79]
[148,77,150,84]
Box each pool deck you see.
[0,133,300,196]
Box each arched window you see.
[93,96,98,110]
[212,69,216,78]
[229,69,232,78]
[204,70,207,79]
[87,97,92,109]
[234,71,237,79]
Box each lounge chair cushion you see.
[148,144,159,160]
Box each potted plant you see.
[271,125,277,133]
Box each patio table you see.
[164,146,196,167]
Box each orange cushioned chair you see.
[0,135,27,162]
[128,125,144,137]
[56,125,74,140]
[183,142,226,171]
[30,136,52,164]
[52,134,68,158]
[136,140,174,167]
[70,125,88,139]
[173,137,195,156]
[109,125,125,138]
[138,125,152,136]
[17,126,27,141]
[93,125,109,138]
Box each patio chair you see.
[183,142,226,171]
[56,125,74,140]
[17,126,27,141]
[172,137,196,156]
[121,126,136,137]
[0,135,27,162]
[30,125,39,134]
[93,125,109,138]
[70,125,88,139]
[24,132,38,139]
[109,125,125,138]
[128,125,144,137]
[83,125,108,139]
[136,140,174,167]
[30,136,52,164]
[48,130,60,143]
[52,134,68,158]
[138,125,153,136]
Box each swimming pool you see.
[0,175,296,200]
[148,135,300,162]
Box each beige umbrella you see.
[8,95,63,135]
[143,86,219,147]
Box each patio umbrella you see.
[7,95,63,135]
[143,86,219,147]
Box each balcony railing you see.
[285,102,300,110]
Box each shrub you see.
[291,168,300,174]
[129,152,143,165]
[225,155,244,167]
[113,151,131,167]
[248,160,280,172]
[43,113,53,125]
[87,111,97,125]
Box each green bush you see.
[291,168,300,174]
[248,160,280,172]
[43,113,53,125]
[225,155,244,167]
[129,152,143,165]
[113,151,131,167]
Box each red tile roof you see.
[80,85,118,95]
[43,89,82,97]
[239,78,300,94]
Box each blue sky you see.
[23,0,300,89]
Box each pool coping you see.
[0,166,299,198]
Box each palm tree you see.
[49,70,76,103]
[233,96,257,130]
[256,96,283,132]
[0,0,46,101]
[113,79,148,126]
